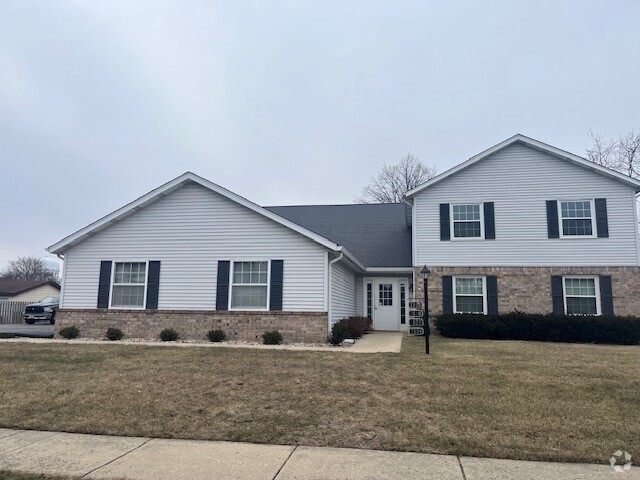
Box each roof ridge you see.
[266,203,404,208]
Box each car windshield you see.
[40,296,60,303]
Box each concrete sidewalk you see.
[0,428,636,479]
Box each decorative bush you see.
[329,316,372,345]
[262,330,283,345]
[207,329,226,342]
[435,312,640,345]
[159,328,179,342]
[329,321,349,345]
[343,316,373,338]
[59,326,80,339]
[105,327,124,341]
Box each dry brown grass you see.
[0,336,638,464]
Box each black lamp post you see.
[420,266,431,354]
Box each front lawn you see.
[0,336,637,464]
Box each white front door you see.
[374,278,398,331]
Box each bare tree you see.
[587,129,640,179]
[1,256,58,281]
[588,129,640,233]
[355,154,437,203]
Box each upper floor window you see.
[453,276,486,314]
[451,204,483,238]
[559,200,594,237]
[111,262,147,308]
[230,261,269,309]
[563,276,600,315]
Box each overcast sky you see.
[1,0,639,269]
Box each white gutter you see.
[327,253,344,330]
[336,247,365,271]
[365,267,414,273]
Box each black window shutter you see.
[551,276,564,314]
[486,275,498,314]
[595,198,609,238]
[440,204,451,241]
[269,260,284,311]
[146,261,161,310]
[599,275,614,315]
[216,261,230,310]
[97,261,112,308]
[484,202,495,240]
[442,276,453,314]
[546,200,560,239]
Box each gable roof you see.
[0,279,60,297]
[47,172,365,270]
[266,204,412,268]
[406,134,640,197]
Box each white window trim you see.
[562,275,601,316]
[450,203,485,241]
[109,260,149,310]
[452,275,487,314]
[557,199,597,239]
[228,260,271,311]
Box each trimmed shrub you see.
[329,316,372,345]
[435,312,640,345]
[159,328,179,342]
[105,327,124,341]
[262,330,283,345]
[343,316,372,338]
[329,321,349,345]
[207,329,226,342]
[0,333,15,339]
[59,326,80,339]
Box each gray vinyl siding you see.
[414,143,640,266]
[330,261,357,324]
[62,183,328,310]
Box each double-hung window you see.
[452,204,483,238]
[453,276,486,314]
[559,200,595,237]
[563,276,600,315]
[111,262,147,308]
[230,261,269,309]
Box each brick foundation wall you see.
[55,309,328,343]
[412,266,640,316]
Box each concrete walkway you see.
[0,428,636,479]
[0,331,403,354]
[348,331,403,353]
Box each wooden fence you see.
[0,301,30,324]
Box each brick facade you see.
[54,309,328,343]
[413,266,640,317]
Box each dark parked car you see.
[24,296,60,324]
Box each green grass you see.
[0,336,638,464]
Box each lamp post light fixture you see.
[420,266,431,354]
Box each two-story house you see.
[47,135,640,342]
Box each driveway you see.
[0,324,54,338]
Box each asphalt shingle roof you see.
[0,279,60,296]
[265,204,412,268]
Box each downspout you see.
[327,253,344,330]
[55,253,65,308]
